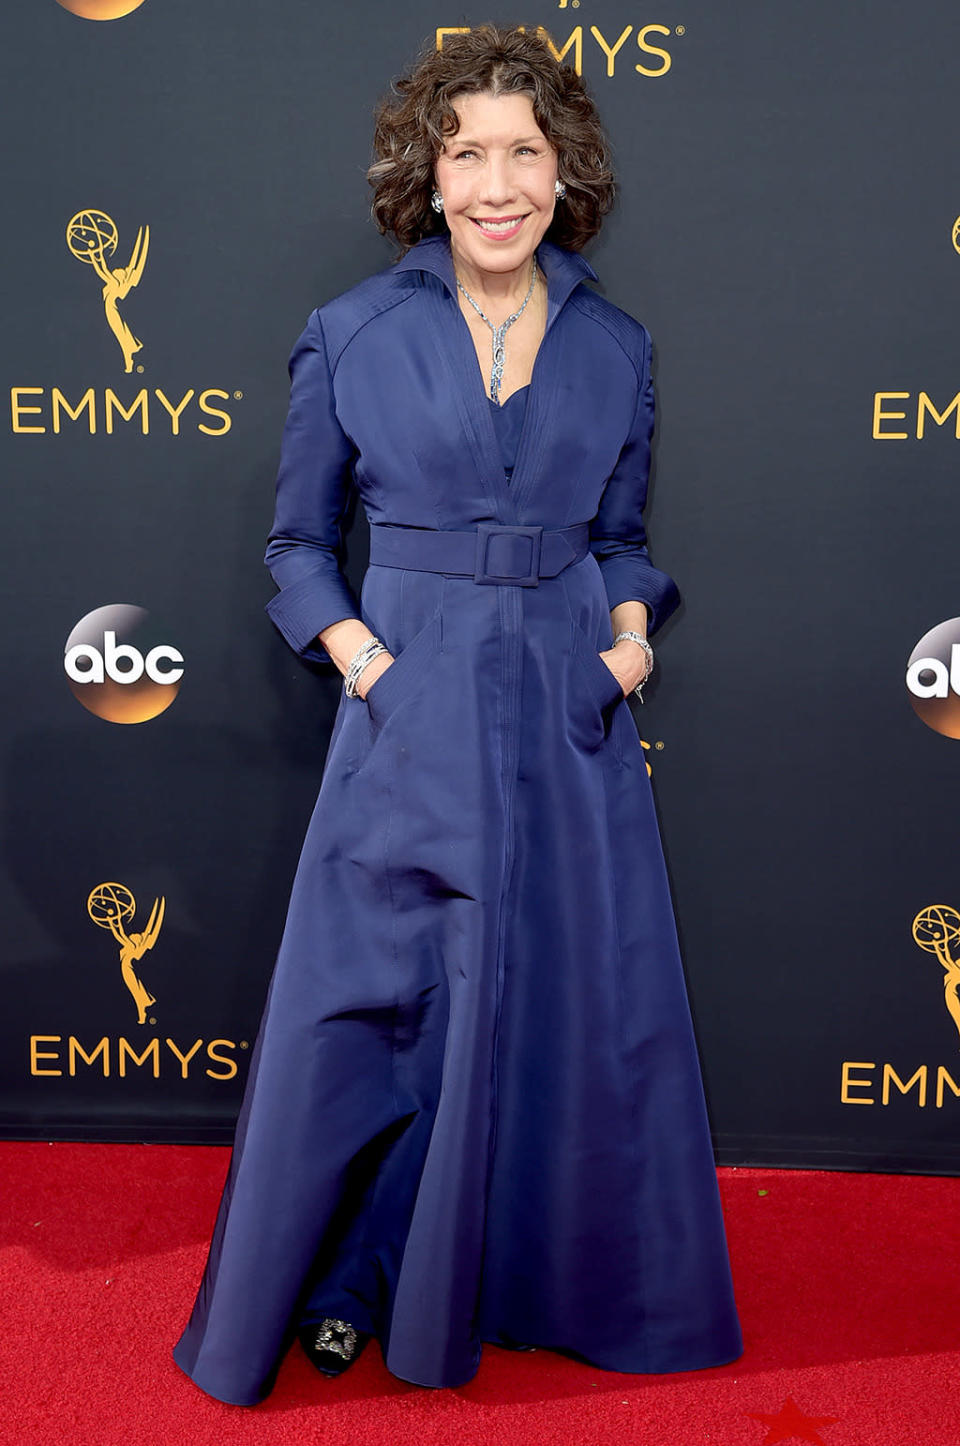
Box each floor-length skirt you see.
[173,561,742,1403]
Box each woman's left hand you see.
[599,638,650,698]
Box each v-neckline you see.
[488,384,530,410]
[468,312,543,511]
[456,267,555,510]
[407,237,597,522]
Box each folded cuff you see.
[265,572,361,663]
[597,557,681,635]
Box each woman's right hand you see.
[356,651,395,699]
[316,619,395,699]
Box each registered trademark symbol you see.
[137,365,144,373]
[571,1,579,8]
[149,1016,156,1025]
[234,390,243,400]
[655,740,665,750]
[240,1040,249,1049]
[675,24,685,34]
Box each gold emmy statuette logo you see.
[952,216,960,256]
[66,209,149,373]
[88,882,165,1025]
[913,904,960,1047]
[11,205,237,439]
[56,1,148,18]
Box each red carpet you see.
[2,1144,959,1446]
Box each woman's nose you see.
[479,156,516,207]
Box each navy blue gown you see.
[173,236,742,1402]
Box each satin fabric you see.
[488,383,529,482]
[172,235,742,1403]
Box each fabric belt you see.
[368,521,590,588]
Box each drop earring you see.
[555,180,566,201]
[431,189,444,213]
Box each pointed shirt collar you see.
[393,233,597,327]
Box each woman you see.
[173,24,742,1403]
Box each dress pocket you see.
[362,611,442,731]
[567,619,626,756]
[571,621,626,713]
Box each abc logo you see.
[906,618,960,739]
[64,605,183,724]
[55,2,148,19]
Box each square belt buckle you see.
[474,524,543,587]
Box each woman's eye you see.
[451,147,540,160]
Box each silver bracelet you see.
[344,637,387,699]
[345,640,386,699]
[613,630,654,700]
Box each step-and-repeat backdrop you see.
[4,0,960,1170]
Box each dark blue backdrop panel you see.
[2,0,960,1169]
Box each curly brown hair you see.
[368,24,615,253]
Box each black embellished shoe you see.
[298,1317,371,1377]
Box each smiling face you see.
[434,90,559,286]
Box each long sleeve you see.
[264,310,363,665]
[588,326,680,635]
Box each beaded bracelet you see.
[344,637,388,699]
[613,630,654,700]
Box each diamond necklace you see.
[455,256,538,405]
